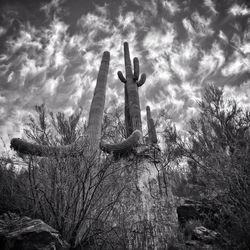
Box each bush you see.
[184,85,250,248]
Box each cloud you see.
[218,30,229,43]
[94,3,110,17]
[221,52,249,76]
[0,16,88,142]
[223,80,250,109]
[169,41,199,81]
[40,0,66,18]
[204,0,218,15]
[229,3,250,16]
[162,0,180,15]
[198,41,225,83]
[182,18,196,35]
[143,21,176,81]
[0,27,7,37]
[191,11,214,36]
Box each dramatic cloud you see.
[0,0,250,152]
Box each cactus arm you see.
[11,51,110,157]
[118,71,126,83]
[133,57,139,80]
[137,73,146,87]
[100,130,141,154]
[10,137,86,157]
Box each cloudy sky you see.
[0,0,250,152]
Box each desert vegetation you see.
[1,84,250,249]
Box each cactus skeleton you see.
[11,51,110,157]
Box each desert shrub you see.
[184,85,250,248]
[0,155,32,215]
[3,104,127,248]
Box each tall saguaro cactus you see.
[100,42,147,154]
[118,42,146,137]
[11,51,110,157]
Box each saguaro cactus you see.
[117,42,146,137]
[100,42,147,154]
[11,51,110,157]
[146,106,158,144]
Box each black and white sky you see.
[0,0,250,152]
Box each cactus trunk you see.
[124,85,133,138]
[124,42,142,132]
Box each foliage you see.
[1,105,127,248]
[184,85,250,248]
[101,104,126,143]
[0,156,31,215]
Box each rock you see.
[0,212,70,250]
[183,226,220,250]
[176,200,222,249]
[192,226,219,244]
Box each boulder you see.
[192,226,219,244]
[183,226,220,249]
[0,212,69,250]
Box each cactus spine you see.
[11,51,110,157]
